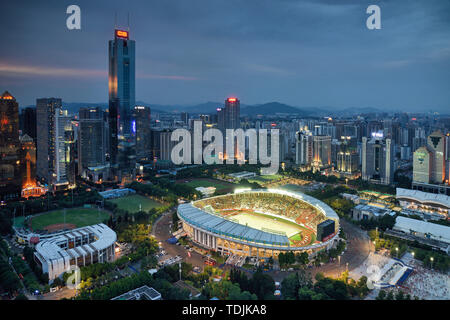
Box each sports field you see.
[108,194,163,212]
[247,174,283,184]
[182,178,234,192]
[229,211,302,238]
[31,208,110,231]
[216,209,316,246]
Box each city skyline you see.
[1,0,449,112]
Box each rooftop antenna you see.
[127,12,130,31]
[114,11,117,29]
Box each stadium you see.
[177,189,340,258]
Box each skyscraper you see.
[36,97,61,185]
[108,28,136,183]
[218,97,241,161]
[312,135,331,168]
[413,146,431,183]
[20,134,45,198]
[412,130,447,186]
[295,130,313,166]
[0,91,21,200]
[133,106,151,161]
[336,136,359,174]
[54,109,75,190]
[427,131,446,184]
[221,97,240,131]
[362,133,394,185]
[20,107,37,141]
[78,107,106,175]
[180,112,189,127]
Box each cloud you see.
[137,73,198,81]
[0,63,198,81]
[378,59,414,69]
[245,63,293,76]
[0,64,105,77]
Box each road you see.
[268,219,372,282]
[152,209,208,272]
[310,219,372,279]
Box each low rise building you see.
[34,223,116,282]
[228,171,257,180]
[111,285,162,300]
[396,187,449,220]
[352,203,396,221]
[393,216,450,244]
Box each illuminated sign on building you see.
[227,98,237,102]
[115,30,129,39]
[371,132,384,138]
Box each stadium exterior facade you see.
[34,224,116,282]
[177,189,340,258]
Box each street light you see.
[395,247,399,258]
[430,257,434,269]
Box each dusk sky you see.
[1,0,449,112]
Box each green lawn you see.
[184,178,234,191]
[108,194,163,212]
[31,208,110,231]
[248,174,284,184]
[289,233,303,242]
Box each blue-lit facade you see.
[108,29,136,182]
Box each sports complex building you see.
[396,187,449,220]
[34,223,116,282]
[177,189,340,258]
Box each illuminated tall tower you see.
[222,97,240,131]
[0,91,21,200]
[108,28,136,183]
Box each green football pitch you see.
[108,194,163,212]
[31,208,110,231]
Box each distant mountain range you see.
[20,101,393,117]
